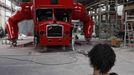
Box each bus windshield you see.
[54,9,69,22]
[36,9,52,22]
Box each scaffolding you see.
[123,2,134,47]
[118,0,134,5]
[87,0,119,39]
[0,0,16,33]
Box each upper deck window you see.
[50,0,58,4]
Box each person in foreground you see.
[88,44,117,75]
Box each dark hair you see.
[88,44,116,74]
[109,72,118,75]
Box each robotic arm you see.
[72,3,94,41]
[6,2,33,45]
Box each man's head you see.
[109,72,118,75]
[88,44,116,74]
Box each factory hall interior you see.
[0,0,134,75]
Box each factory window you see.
[50,0,58,4]
[54,9,70,22]
[36,9,52,22]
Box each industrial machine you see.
[6,0,93,50]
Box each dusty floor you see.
[0,36,134,75]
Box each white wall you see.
[0,0,5,3]
[0,8,6,30]
[18,20,34,35]
[117,5,124,16]
[0,0,16,30]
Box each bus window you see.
[36,9,52,22]
[54,9,69,22]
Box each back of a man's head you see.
[88,44,116,74]
[109,72,118,75]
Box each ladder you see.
[126,23,134,46]
[124,12,134,47]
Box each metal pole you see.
[115,0,118,34]
[99,2,101,39]
[124,12,127,47]
[4,0,6,34]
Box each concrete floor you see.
[0,36,134,75]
